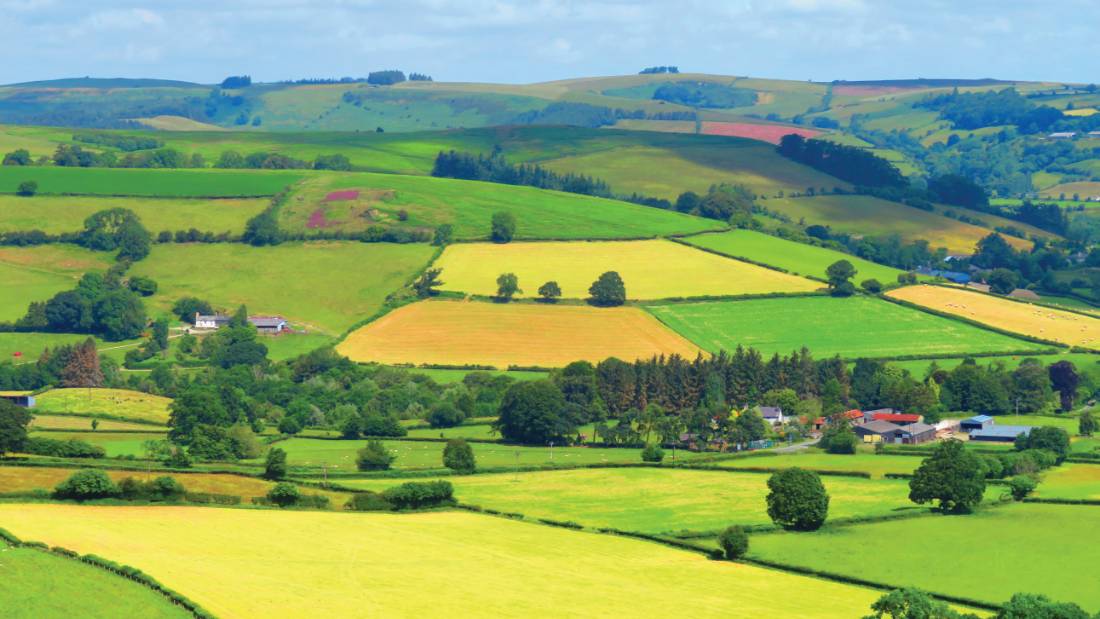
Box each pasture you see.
[759,195,1034,254]
[432,240,819,299]
[887,285,1100,348]
[29,415,164,431]
[26,431,167,458]
[281,173,720,239]
[403,424,499,440]
[34,388,172,425]
[716,452,922,478]
[336,300,703,368]
[646,295,1046,359]
[0,333,142,365]
[0,195,269,235]
[1036,463,1100,500]
[682,229,904,283]
[410,368,549,383]
[130,241,435,334]
[0,244,111,321]
[343,467,919,534]
[0,166,303,197]
[0,544,192,619]
[748,503,1100,611]
[0,504,882,618]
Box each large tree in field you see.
[494,380,573,444]
[826,260,857,297]
[1048,360,1079,412]
[588,271,626,306]
[908,439,985,513]
[0,399,32,457]
[766,468,829,531]
[496,273,520,301]
[490,211,516,243]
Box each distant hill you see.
[4,77,203,88]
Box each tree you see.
[442,438,476,473]
[1048,361,1080,412]
[61,338,103,388]
[997,594,1092,619]
[1007,475,1037,501]
[490,211,516,243]
[412,268,444,298]
[820,421,859,454]
[861,279,883,294]
[908,439,986,513]
[356,440,396,471]
[864,588,965,619]
[496,273,521,301]
[16,180,37,196]
[432,224,454,246]
[987,268,1018,295]
[766,468,829,531]
[172,297,214,323]
[826,260,857,296]
[242,211,282,246]
[1079,411,1097,437]
[428,402,464,428]
[3,149,31,165]
[494,380,573,445]
[91,289,146,340]
[263,447,288,480]
[537,281,562,303]
[167,386,229,443]
[267,482,300,507]
[116,219,152,261]
[53,469,119,500]
[588,271,626,306]
[0,399,32,457]
[641,444,664,462]
[718,525,749,560]
[1016,426,1070,463]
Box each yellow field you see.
[0,504,881,618]
[33,388,172,424]
[29,415,165,431]
[0,467,349,506]
[887,285,1100,347]
[432,240,819,299]
[1063,108,1098,117]
[337,300,703,368]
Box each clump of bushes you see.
[53,470,119,500]
[641,444,664,463]
[356,440,396,471]
[261,482,331,509]
[443,439,476,474]
[345,492,393,512]
[718,525,749,559]
[24,437,105,459]
[118,476,186,501]
[381,481,455,510]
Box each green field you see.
[262,438,708,471]
[646,296,1047,359]
[749,503,1100,611]
[409,368,549,383]
[887,353,1100,382]
[29,415,165,431]
[682,229,905,283]
[130,241,434,334]
[717,452,922,478]
[281,173,721,239]
[27,431,166,457]
[0,166,304,197]
[1037,463,1100,500]
[0,194,269,235]
[403,423,499,440]
[0,544,193,619]
[263,333,334,361]
[342,467,920,534]
[33,388,172,424]
[0,333,142,365]
[0,244,112,321]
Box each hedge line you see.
[1022,497,1100,506]
[23,411,167,427]
[32,428,167,435]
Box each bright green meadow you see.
[0,166,304,197]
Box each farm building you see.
[194,313,230,329]
[970,425,1033,442]
[193,313,288,334]
[1048,132,1077,139]
[839,409,865,425]
[872,412,922,425]
[757,406,785,425]
[898,422,936,444]
[854,420,904,443]
[0,392,34,408]
[960,415,994,432]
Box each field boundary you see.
[667,235,829,283]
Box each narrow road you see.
[774,438,818,453]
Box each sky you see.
[2,0,1098,85]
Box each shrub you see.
[345,492,393,512]
[356,440,396,471]
[861,278,883,293]
[766,468,829,531]
[490,211,516,243]
[428,403,464,429]
[1016,426,1070,463]
[164,448,192,468]
[53,470,119,500]
[277,416,302,435]
[443,438,476,473]
[266,482,301,507]
[1008,475,1038,501]
[264,447,288,480]
[819,422,858,454]
[127,276,158,296]
[16,180,37,197]
[718,525,749,559]
[641,444,665,463]
[119,476,186,501]
[381,481,455,510]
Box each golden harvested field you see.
[0,467,349,506]
[337,300,703,367]
[0,504,881,618]
[432,240,819,299]
[887,285,1100,348]
[33,388,172,424]
[29,415,166,431]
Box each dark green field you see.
[0,166,304,197]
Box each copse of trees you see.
[432,150,612,198]
[0,398,32,457]
[917,87,1063,133]
[73,132,163,152]
[367,70,406,85]
[13,271,148,341]
[220,75,252,89]
[3,149,32,165]
[777,134,907,188]
[674,184,755,222]
[639,66,679,74]
[494,380,574,444]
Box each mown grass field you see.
[130,241,435,334]
[337,300,703,367]
[887,285,1100,348]
[281,173,721,239]
[0,195,269,235]
[432,240,820,299]
[0,244,112,321]
[682,229,905,283]
[26,431,167,457]
[748,503,1100,611]
[0,543,193,619]
[647,296,1046,359]
[263,333,336,361]
[0,333,142,366]
[716,452,922,478]
[29,414,165,431]
[34,388,172,425]
[759,195,1034,254]
[410,367,549,383]
[403,423,499,440]
[343,467,920,534]
[1037,463,1100,500]
[263,437,708,471]
[0,166,304,197]
[0,504,882,618]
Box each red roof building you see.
[839,409,864,423]
[872,412,922,424]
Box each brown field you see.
[1041,181,1100,199]
[0,466,350,507]
[336,300,703,368]
[886,285,1100,347]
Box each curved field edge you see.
[0,503,883,618]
